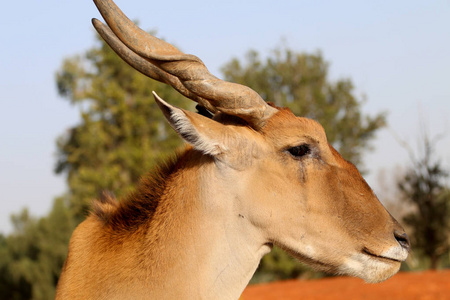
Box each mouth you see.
[362,247,402,263]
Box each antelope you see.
[56,0,410,299]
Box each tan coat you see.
[56,1,410,299]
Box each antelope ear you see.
[153,92,229,156]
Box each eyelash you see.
[287,144,311,158]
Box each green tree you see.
[0,198,75,300]
[398,134,450,269]
[222,47,386,281]
[55,34,191,220]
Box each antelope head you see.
[92,0,409,285]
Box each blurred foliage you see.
[0,199,75,300]
[397,134,450,270]
[0,36,387,297]
[222,47,386,281]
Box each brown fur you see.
[56,147,212,299]
[92,151,186,232]
[57,107,409,299]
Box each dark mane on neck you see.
[92,149,188,232]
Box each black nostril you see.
[394,230,411,252]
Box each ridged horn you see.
[92,0,277,127]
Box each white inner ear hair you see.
[169,109,224,156]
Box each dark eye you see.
[287,144,311,158]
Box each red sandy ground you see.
[242,270,450,300]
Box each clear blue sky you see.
[1,0,449,233]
